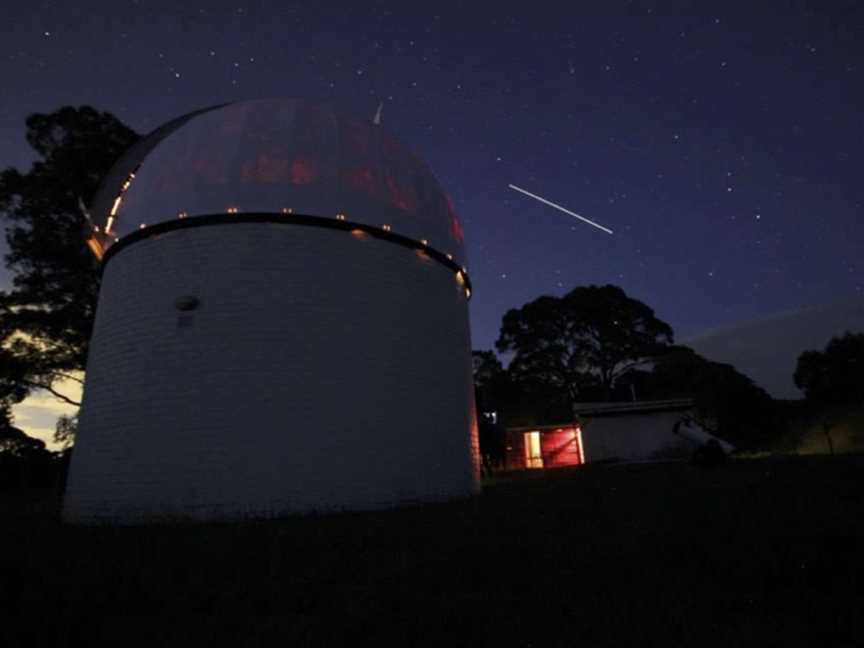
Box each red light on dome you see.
[450,214,464,244]
[290,158,318,185]
[192,155,228,184]
[386,175,417,212]
[219,102,254,135]
[343,121,371,155]
[242,153,291,184]
[445,194,465,244]
[343,167,377,194]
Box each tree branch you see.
[612,358,651,380]
[20,380,81,407]
[55,372,84,385]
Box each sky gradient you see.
[2,1,863,440]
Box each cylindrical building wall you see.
[64,221,479,522]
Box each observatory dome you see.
[65,99,478,523]
[89,99,466,266]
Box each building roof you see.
[571,399,695,417]
[507,399,697,432]
[89,99,466,265]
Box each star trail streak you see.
[508,184,614,235]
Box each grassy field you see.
[1,455,862,647]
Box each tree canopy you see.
[794,332,864,405]
[472,350,506,412]
[496,284,674,401]
[646,345,778,446]
[0,106,139,413]
[0,416,47,457]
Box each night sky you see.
[2,0,863,355]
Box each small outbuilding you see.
[504,399,734,470]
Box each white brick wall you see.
[64,223,479,523]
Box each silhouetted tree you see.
[794,332,864,405]
[0,341,32,409]
[53,414,78,451]
[472,350,509,468]
[648,345,778,447]
[472,351,506,413]
[496,285,674,403]
[0,106,139,408]
[0,409,46,457]
[0,404,66,490]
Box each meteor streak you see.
[508,184,613,235]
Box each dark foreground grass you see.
[1,455,862,647]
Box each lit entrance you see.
[523,431,543,469]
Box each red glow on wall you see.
[470,409,482,480]
[543,427,583,468]
[505,426,584,470]
[290,158,318,185]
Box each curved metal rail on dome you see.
[99,211,473,299]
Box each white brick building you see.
[64,99,479,523]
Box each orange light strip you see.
[86,236,105,260]
[105,169,138,235]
